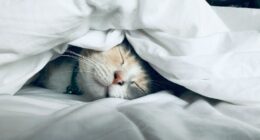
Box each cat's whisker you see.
[82,58,103,68]
[60,54,90,65]
[102,65,113,78]
[77,70,96,75]
[81,58,112,80]
[65,50,102,66]
[78,57,106,75]
[97,65,110,80]
[77,58,98,67]
[80,60,102,74]
[58,55,104,79]
[65,50,86,58]
[133,82,146,95]
[59,54,80,62]
[38,43,153,100]
[77,60,111,79]
[65,51,114,79]
[61,51,101,66]
[60,54,101,70]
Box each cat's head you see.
[77,43,152,100]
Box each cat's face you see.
[78,44,151,100]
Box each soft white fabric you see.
[0,87,260,140]
[0,0,260,105]
[213,6,260,31]
[1,1,260,139]
[0,0,91,94]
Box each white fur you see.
[40,45,149,101]
[77,49,147,100]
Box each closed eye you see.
[118,47,125,65]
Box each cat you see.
[33,40,183,101]
[77,43,152,100]
[34,41,161,101]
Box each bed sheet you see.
[1,87,260,140]
[1,3,260,140]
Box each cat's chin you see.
[107,85,128,99]
[91,79,130,99]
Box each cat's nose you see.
[113,71,124,86]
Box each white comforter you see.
[1,86,260,140]
[1,0,260,139]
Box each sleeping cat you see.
[34,42,159,101]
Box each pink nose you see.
[112,71,124,86]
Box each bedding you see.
[0,0,260,104]
[1,0,260,139]
[1,87,260,140]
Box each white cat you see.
[35,43,154,101]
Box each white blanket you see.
[0,0,260,104]
[1,0,260,139]
[1,86,260,140]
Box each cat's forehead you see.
[103,46,124,58]
[101,45,136,64]
[81,44,146,74]
[105,44,130,56]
